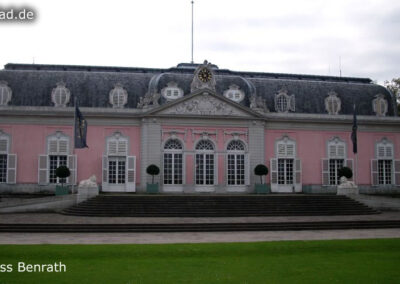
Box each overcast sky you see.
[1,0,399,84]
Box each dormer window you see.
[325,91,341,115]
[0,81,12,106]
[51,82,71,107]
[274,89,295,113]
[372,94,388,117]
[109,83,128,108]
[223,84,245,103]
[161,82,183,101]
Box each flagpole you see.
[72,97,77,194]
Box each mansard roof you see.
[0,62,396,116]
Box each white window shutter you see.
[6,154,17,184]
[329,145,336,158]
[270,158,278,184]
[377,146,385,158]
[48,140,58,154]
[118,140,127,155]
[394,160,400,186]
[371,159,378,186]
[286,144,295,157]
[38,155,48,185]
[108,141,117,155]
[278,143,285,157]
[67,155,77,185]
[345,159,354,181]
[102,155,108,187]
[214,154,218,185]
[337,145,345,158]
[0,139,7,153]
[245,154,250,185]
[386,146,393,158]
[295,158,302,185]
[59,139,69,155]
[126,156,136,192]
[322,158,329,186]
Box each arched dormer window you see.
[0,81,12,106]
[161,82,184,101]
[274,89,295,113]
[109,83,128,108]
[163,139,184,186]
[372,94,388,117]
[325,91,341,115]
[223,84,245,103]
[51,82,71,107]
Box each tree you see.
[254,164,268,184]
[146,164,160,184]
[55,165,70,188]
[384,77,400,115]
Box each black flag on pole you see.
[351,104,357,154]
[74,101,88,148]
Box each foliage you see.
[55,165,70,187]
[254,164,269,184]
[1,239,400,283]
[146,164,160,184]
[338,166,353,179]
[384,77,400,98]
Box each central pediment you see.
[153,92,259,118]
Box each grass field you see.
[0,238,400,283]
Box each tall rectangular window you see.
[278,159,293,185]
[329,159,344,185]
[108,157,126,184]
[378,160,392,185]
[49,155,67,184]
[0,154,7,183]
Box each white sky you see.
[1,0,399,83]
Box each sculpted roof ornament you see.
[51,82,71,107]
[109,83,128,108]
[190,60,216,93]
[0,81,12,106]
[372,94,388,117]
[325,91,341,115]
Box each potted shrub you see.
[254,164,269,194]
[55,165,70,195]
[338,166,353,180]
[146,164,160,194]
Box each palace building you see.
[0,61,399,194]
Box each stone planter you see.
[55,185,69,196]
[146,183,159,194]
[255,184,270,194]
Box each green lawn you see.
[0,239,400,283]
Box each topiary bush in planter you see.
[338,167,353,179]
[146,164,160,194]
[55,165,71,195]
[254,164,269,194]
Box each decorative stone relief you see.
[51,82,71,107]
[137,91,160,109]
[250,94,269,113]
[325,91,341,115]
[190,60,216,93]
[109,83,128,108]
[372,94,388,117]
[160,93,248,116]
[0,81,12,106]
[274,88,295,113]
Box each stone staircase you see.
[61,194,378,217]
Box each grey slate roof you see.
[0,62,396,116]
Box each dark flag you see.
[351,104,357,154]
[74,102,88,148]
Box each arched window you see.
[0,130,16,184]
[322,137,352,186]
[163,139,183,185]
[274,89,295,113]
[227,140,246,185]
[102,132,136,192]
[270,136,301,192]
[223,85,245,103]
[38,131,76,185]
[371,138,400,186]
[195,140,215,185]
